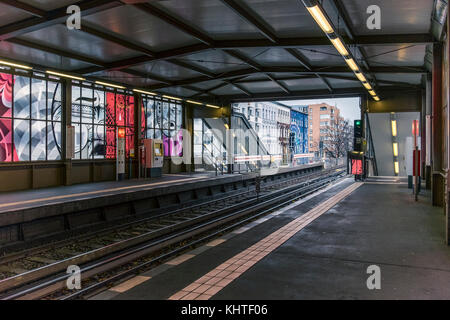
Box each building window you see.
[320,106,327,111]
[0,72,62,162]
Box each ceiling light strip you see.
[186,100,203,105]
[46,70,85,81]
[133,89,157,96]
[0,60,32,70]
[95,81,126,89]
[302,0,380,101]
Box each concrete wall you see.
[369,113,393,176]
[369,112,420,176]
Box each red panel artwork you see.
[125,96,134,157]
[351,159,363,175]
[106,92,116,159]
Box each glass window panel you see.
[126,95,134,128]
[126,127,134,158]
[31,78,46,120]
[193,118,202,131]
[169,103,176,131]
[0,118,13,162]
[176,104,182,130]
[14,75,30,119]
[93,125,105,159]
[146,128,154,139]
[31,120,46,160]
[94,90,105,125]
[162,101,169,129]
[0,73,13,118]
[194,131,202,145]
[81,87,94,124]
[47,121,61,160]
[154,100,162,129]
[47,82,62,122]
[116,94,125,126]
[105,92,115,127]
[164,129,176,157]
[154,129,161,139]
[71,85,81,124]
[145,99,154,129]
[14,118,30,161]
[172,130,183,157]
[106,126,115,159]
[73,123,81,159]
[140,101,145,135]
[81,123,92,159]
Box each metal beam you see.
[0,0,123,40]
[133,2,214,45]
[7,37,107,67]
[214,34,434,48]
[222,86,418,103]
[285,48,332,92]
[78,22,156,57]
[219,0,278,43]
[189,82,230,98]
[145,66,426,90]
[234,75,316,83]
[223,49,291,94]
[223,49,261,70]
[75,43,210,74]
[323,74,421,88]
[223,87,368,102]
[0,0,46,17]
[74,33,433,75]
[189,76,250,98]
[224,80,253,97]
[167,59,216,78]
[5,37,173,85]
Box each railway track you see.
[0,167,346,300]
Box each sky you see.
[277,97,361,123]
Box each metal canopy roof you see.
[0,0,438,103]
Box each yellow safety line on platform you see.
[110,276,151,293]
[168,182,363,301]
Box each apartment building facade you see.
[307,103,342,158]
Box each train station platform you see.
[0,164,323,246]
[94,177,450,300]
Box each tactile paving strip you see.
[169,182,363,300]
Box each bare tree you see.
[322,118,353,162]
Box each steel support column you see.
[432,43,444,207]
[421,86,426,180]
[63,80,72,186]
[133,93,142,179]
[184,103,195,173]
[426,73,433,189]
[446,11,450,244]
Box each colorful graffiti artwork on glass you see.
[0,72,62,163]
[290,109,308,164]
[143,97,183,157]
[106,91,116,159]
[0,73,13,162]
